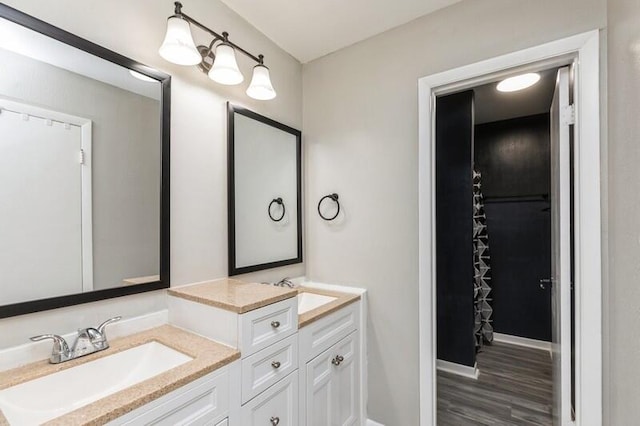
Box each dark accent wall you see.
[475,114,550,198]
[475,113,552,341]
[436,91,476,367]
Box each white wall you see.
[302,0,606,424]
[0,0,303,348]
[606,0,640,423]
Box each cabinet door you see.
[332,330,360,426]
[306,330,360,426]
[306,344,335,425]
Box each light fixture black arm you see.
[173,1,264,65]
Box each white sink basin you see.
[0,341,192,425]
[298,292,337,315]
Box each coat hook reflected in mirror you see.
[318,193,340,221]
[268,197,285,222]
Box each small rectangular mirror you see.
[228,104,302,275]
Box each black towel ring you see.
[268,197,285,222]
[317,193,340,221]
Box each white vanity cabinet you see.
[169,291,299,426]
[299,301,362,426]
[167,280,366,426]
[109,366,231,426]
[236,299,300,425]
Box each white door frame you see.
[418,30,602,425]
[0,97,94,292]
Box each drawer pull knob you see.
[270,416,280,425]
[271,360,281,369]
[331,355,345,366]
[271,321,281,328]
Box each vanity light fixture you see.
[497,72,541,92]
[246,64,276,100]
[159,1,276,100]
[208,42,243,85]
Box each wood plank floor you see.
[437,342,553,425]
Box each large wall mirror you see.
[228,104,302,275]
[0,5,170,318]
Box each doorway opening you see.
[418,31,602,426]
[434,65,570,425]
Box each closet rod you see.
[482,194,549,204]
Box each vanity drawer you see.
[241,334,298,404]
[239,297,297,356]
[113,367,229,425]
[241,370,298,426]
[299,301,360,362]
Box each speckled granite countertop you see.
[0,325,239,426]
[298,287,361,328]
[168,278,297,313]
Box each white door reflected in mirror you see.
[0,100,91,305]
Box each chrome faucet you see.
[30,316,121,364]
[274,277,295,288]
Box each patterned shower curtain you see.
[473,169,493,350]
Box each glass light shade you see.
[208,43,244,85]
[246,65,277,100]
[497,73,541,92]
[158,16,201,66]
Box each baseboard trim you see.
[493,333,551,353]
[366,419,385,426]
[436,359,479,380]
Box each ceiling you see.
[220,0,462,63]
[474,68,559,125]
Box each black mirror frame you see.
[227,103,303,275]
[0,4,171,319]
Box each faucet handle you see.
[83,327,103,342]
[275,277,294,288]
[72,327,103,354]
[96,316,121,337]
[30,334,70,355]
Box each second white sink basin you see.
[0,341,192,425]
[298,292,337,315]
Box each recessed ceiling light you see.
[497,73,541,92]
[129,70,157,83]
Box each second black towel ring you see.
[268,198,286,222]
[317,193,340,221]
